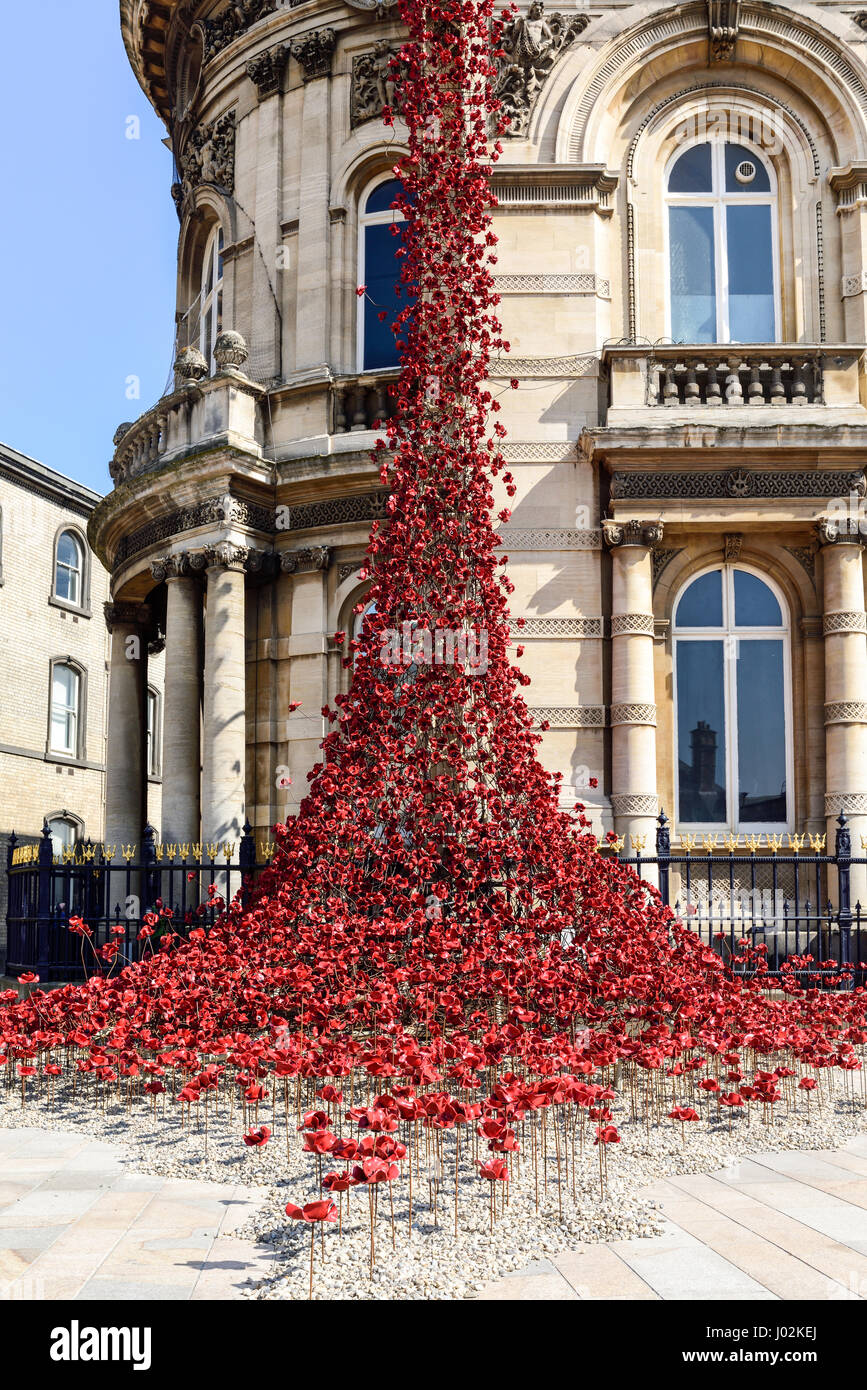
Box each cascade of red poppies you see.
[3,2,867,1240]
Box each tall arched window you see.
[47,814,82,857]
[673,567,791,831]
[49,661,82,758]
[54,530,84,607]
[146,686,161,777]
[666,141,779,343]
[358,177,407,370]
[200,224,224,369]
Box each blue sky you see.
[0,1,178,494]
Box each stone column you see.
[104,601,151,851]
[819,521,867,906]
[279,545,332,819]
[201,545,250,850]
[294,28,337,370]
[151,555,203,846]
[605,520,663,881]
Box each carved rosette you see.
[246,46,289,99]
[602,519,664,550]
[495,7,590,139]
[292,29,337,83]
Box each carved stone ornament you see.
[246,46,289,99]
[279,546,331,574]
[173,345,208,385]
[816,518,866,548]
[200,1,277,65]
[292,28,337,83]
[113,422,134,447]
[495,5,590,139]
[351,41,402,126]
[203,543,263,572]
[723,533,743,562]
[177,111,236,203]
[345,0,400,13]
[213,330,249,372]
[854,12,867,34]
[708,0,741,63]
[150,553,197,583]
[104,601,151,633]
[602,519,664,550]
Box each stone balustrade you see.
[331,370,401,433]
[603,345,865,413]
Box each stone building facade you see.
[95,0,867,892]
[0,444,166,954]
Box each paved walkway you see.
[0,1129,274,1300]
[4,1128,867,1299]
[478,1134,867,1300]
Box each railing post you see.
[36,820,54,974]
[836,810,852,970]
[239,817,255,905]
[656,810,671,907]
[141,823,159,915]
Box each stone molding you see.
[495,528,602,551]
[823,611,867,636]
[115,496,274,569]
[825,793,867,816]
[489,355,597,378]
[292,28,337,83]
[610,703,657,727]
[825,702,867,726]
[708,0,741,63]
[610,613,655,638]
[611,793,659,817]
[529,706,606,728]
[511,617,604,639]
[612,471,867,502]
[104,601,151,632]
[279,546,331,574]
[493,274,610,297]
[603,519,664,550]
[281,491,391,533]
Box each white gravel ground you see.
[1,1070,865,1300]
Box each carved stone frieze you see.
[823,611,867,636]
[495,528,602,551]
[529,707,606,728]
[200,1,277,65]
[496,5,590,138]
[351,41,402,126]
[611,794,658,818]
[246,45,289,98]
[292,28,337,83]
[114,496,274,569]
[825,702,867,726]
[610,613,655,638]
[612,472,867,503]
[610,704,657,727]
[824,793,867,817]
[511,617,604,639]
[176,111,236,204]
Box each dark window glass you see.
[675,570,723,627]
[724,143,771,193]
[669,143,713,193]
[669,206,716,342]
[365,178,404,215]
[677,640,727,823]
[736,641,786,822]
[734,571,782,627]
[364,224,405,369]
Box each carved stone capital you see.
[104,601,151,633]
[246,45,289,99]
[815,518,866,548]
[203,543,263,573]
[150,553,195,583]
[279,546,332,574]
[603,519,664,550]
[292,28,337,83]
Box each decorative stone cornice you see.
[491,167,618,215]
[495,6,590,139]
[708,0,741,63]
[602,519,664,550]
[279,546,331,574]
[246,45,289,99]
[351,41,401,126]
[175,110,236,207]
[292,28,337,83]
[199,1,277,65]
[280,491,391,533]
[104,601,151,633]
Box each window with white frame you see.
[673,567,791,831]
[146,686,161,777]
[54,530,84,606]
[48,815,79,857]
[358,177,408,371]
[666,141,779,344]
[49,662,81,757]
[199,224,224,369]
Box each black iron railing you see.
[613,810,867,984]
[5,818,274,981]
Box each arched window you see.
[47,814,81,858]
[666,141,778,343]
[146,686,161,777]
[673,567,791,831]
[54,530,84,607]
[358,177,408,370]
[49,661,82,758]
[199,224,224,369]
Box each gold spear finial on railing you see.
[702,833,720,852]
[121,844,136,861]
[767,833,784,854]
[724,833,740,853]
[810,833,827,852]
[746,835,762,854]
[681,833,698,854]
[222,842,236,860]
[630,834,647,852]
[154,844,164,861]
[788,833,807,854]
